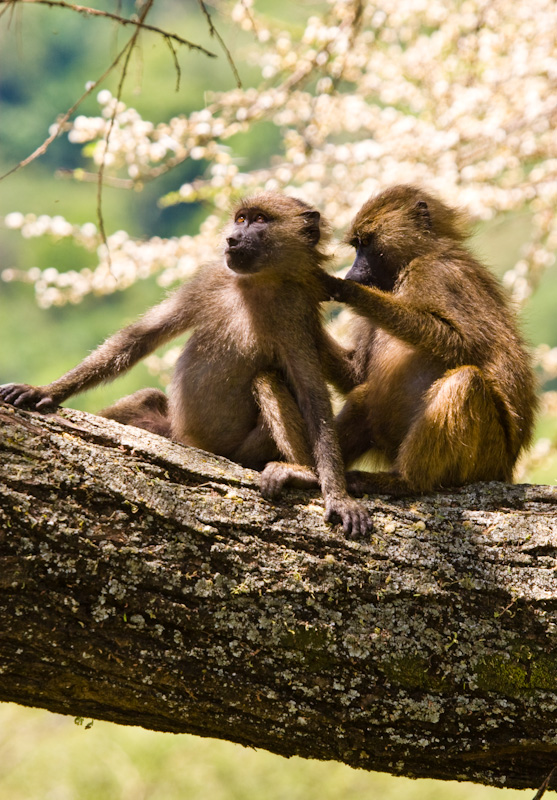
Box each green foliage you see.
[0,705,529,800]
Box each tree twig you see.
[531,767,557,800]
[165,35,181,93]
[0,0,216,56]
[0,38,131,182]
[198,0,242,88]
[55,168,134,189]
[96,0,156,271]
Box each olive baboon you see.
[0,193,370,535]
[260,185,537,499]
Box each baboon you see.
[0,193,370,535]
[261,184,537,499]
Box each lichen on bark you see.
[1,403,557,790]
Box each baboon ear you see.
[301,210,321,245]
[415,199,432,231]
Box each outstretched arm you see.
[320,271,467,366]
[0,284,197,411]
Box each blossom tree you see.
[2,0,557,476]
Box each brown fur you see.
[0,193,370,535]
[264,184,537,497]
[99,388,172,438]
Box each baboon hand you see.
[317,270,346,302]
[260,462,318,500]
[0,383,60,412]
[260,462,289,500]
[325,495,373,538]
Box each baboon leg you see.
[345,471,413,496]
[397,365,510,491]
[251,371,317,496]
[343,367,510,497]
[252,371,313,465]
[99,388,172,438]
[335,384,377,465]
[260,381,380,500]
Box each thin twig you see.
[0,0,217,56]
[0,37,131,182]
[198,0,241,88]
[96,0,155,269]
[237,0,258,35]
[56,168,134,189]
[165,36,181,93]
[531,766,557,800]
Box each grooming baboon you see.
[0,193,370,535]
[261,184,537,498]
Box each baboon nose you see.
[227,236,239,247]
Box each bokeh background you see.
[1,0,555,796]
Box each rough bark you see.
[1,402,557,790]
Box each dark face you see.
[225,207,270,274]
[346,234,399,292]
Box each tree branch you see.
[1,402,557,790]
[0,0,217,184]
[0,0,217,55]
[197,0,241,88]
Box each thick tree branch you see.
[1,402,557,790]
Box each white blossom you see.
[3,0,557,465]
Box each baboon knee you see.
[398,367,510,489]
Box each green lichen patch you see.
[380,654,448,692]
[279,624,334,671]
[476,651,557,695]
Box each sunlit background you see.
[1,0,556,796]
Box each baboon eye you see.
[235,213,246,223]
[254,213,268,223]
[354,236,370,248]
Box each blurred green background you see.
[0,703,532,800]
[0,2,555,797]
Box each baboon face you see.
[224,193,328,277]
[225,206,271,274]
[345,185,470,293]
[344,195,417,292]
[345,232,400,293]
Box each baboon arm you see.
[318,330,360,393]
[280,345,372,536]
[0,285,197,411]
[325,275,467,364]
